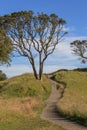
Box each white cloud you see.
[0,65,33,78]
[1,36,87,78]
[62,26,75,32]
[43,65,77,74]
[56,36,87,55]
[1,64,77,78]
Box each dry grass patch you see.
[0,97,41,118]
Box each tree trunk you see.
[28,57,38,80]
[39,54,43,80]
[39,62,43,80]
[32,63,38,79]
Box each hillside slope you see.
[52,70,87,126]
[0,73,65,130]
[0,73,51,99]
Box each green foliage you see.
[0,70,7,81]
[71,40,87,63]
[0,29,13,65]
[0,11,67,79]
[53,70,87,126]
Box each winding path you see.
[40,79,87,130]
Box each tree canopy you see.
[71,40,87,63]
[0,29,13,65]
[0,11,67,79]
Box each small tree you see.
[0,11,67,80]
[71,40,87,63]
[0,29,13,65]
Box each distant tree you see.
[0,11,67,80]
[71,40,87,63]
[0,70,7,81]
[0,29,13,65]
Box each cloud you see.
[56,36,87,55]
[1,64,77,78]
[62,26,75,32]
[0,65,33,77]
[1,36,87,78]
[43,65,77,73]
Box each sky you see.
[0,0,87,77]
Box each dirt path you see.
[40,79,87,130]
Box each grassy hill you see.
[0,73,65,130]
[0,73,51,99]
[52,69,87,126]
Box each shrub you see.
[0,70,7,81]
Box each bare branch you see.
[71,40,87,63]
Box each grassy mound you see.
[53,70,87,126]
[0,73,51,99]
[0,73,65,130]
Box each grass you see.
[0,73,65,130]
[0,73,51,99]
[0,117,65,130]
[53,70,87,126]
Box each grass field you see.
[53,69,87,126]
[0,73,65,130]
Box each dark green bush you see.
[0,70,7,81]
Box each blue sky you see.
[0,0,87,77]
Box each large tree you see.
[0,29,13,65]
[0,11,67,80]
[71,40,87,63]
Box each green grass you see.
[53,70,87,126]
[0,116,65,130]
[0,73,65,130]
[0,73,51,99]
